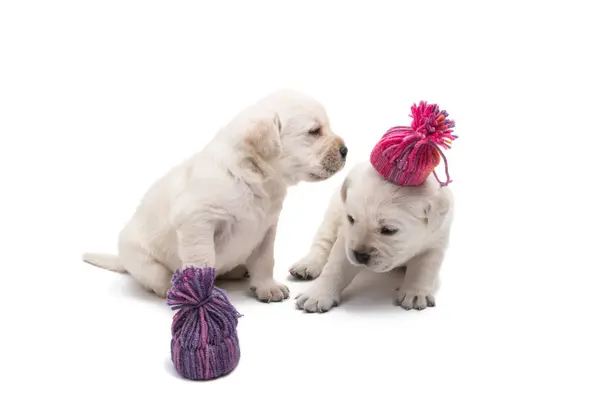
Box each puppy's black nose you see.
[353,250,371,265]
[339,145,348,159]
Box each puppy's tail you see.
[82,252,127,273]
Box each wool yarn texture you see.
[166,266,242,381]
[370,101,458,187]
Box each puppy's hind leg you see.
[119,242,173,299]
[290,191,344,280]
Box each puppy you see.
[83,89,348,301]
[291,161,454,312]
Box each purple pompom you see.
[166,266,242,381]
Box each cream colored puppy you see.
[291,161,453,312]
[83,89,347,301]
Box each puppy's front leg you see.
[289,191,344,280]
[246,225,290,303]
[295,233,359,313]
[396,248,445,310]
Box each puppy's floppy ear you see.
[340,176,350,202]
[244,114,282,159]
[423,189,452,230]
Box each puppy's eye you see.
[308,126,321,136]
[380,226,398,235]
[347,215,354,224]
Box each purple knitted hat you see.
[166,266,242,381]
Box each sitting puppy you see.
[291,161,454,312]
[83,89,348,301]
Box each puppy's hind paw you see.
[289,255,324,280]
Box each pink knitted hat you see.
[370,101,457,187]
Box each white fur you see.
[291,161,454,312]
[83,89,347,301]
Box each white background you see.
[1,1,599,403]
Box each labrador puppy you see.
[291,161,454,312]
[83,89,348,301]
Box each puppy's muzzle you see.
[352,249,372,265]
[320,140,347,172]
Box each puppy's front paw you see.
[250,280,290,303]
[395,288,436,310]
[289,255,324,280]
[295,285,340,313]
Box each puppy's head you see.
[340,162,452,273]
[243,89,347,183]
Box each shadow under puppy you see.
[83,89,348,302]
[291,101,457,313]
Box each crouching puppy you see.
[291,161,453,312]
[83,89,348,302]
